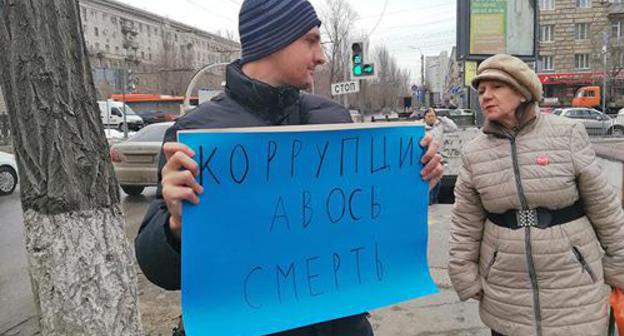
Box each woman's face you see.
[477,80,524,128]
[424,110,437,126]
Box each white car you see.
[98,101,144,131]
[617,108,624,125]
[0,151,18,195]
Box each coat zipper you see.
[572,246,597,282]
[510,136,543,336]
[485,251,498,280]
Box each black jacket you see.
[134,61,372,336]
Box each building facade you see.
[537,0,615,107]
[425,50,450,107]
[79,0,240,98]
[442,47,467,108]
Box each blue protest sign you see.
[178,123,437,336]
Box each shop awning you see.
[537,72,603,85]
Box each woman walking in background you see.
[448,54,624,336]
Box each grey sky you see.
[116,0,456,84]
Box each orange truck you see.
[572,86,624,114]
[572,86,600,108]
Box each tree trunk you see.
[0,1,142,334]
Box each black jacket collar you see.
[224,60,301,124]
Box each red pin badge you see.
[536,155,550,166]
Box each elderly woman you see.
[448,54,624,336]
[423,107,458,204]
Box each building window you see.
[95,42,100,50]
[577,0,591,8]
[115,46,120,53]
[141,51,145,59]
[613,20,623,38]
[540,0,555,10]
[82,8,87,20]
[94,27,99,37]
[575,23,590,40]
[575,54,590,69]
[105,44,110,52]
[538,56,554,71]
[111,16,117,24]
[540,25,554,42]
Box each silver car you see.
[109,122,173,196]
[0,151,18,195]
[553,108,624,136]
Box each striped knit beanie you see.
[239,0,322,65]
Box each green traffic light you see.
[363,65,374,74]
[353,65,363,76]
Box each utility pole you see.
[122,68,128,139]
[421,53,425,89]
[603,31,609,114]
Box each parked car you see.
[135,110,177,125]
[0,151,18,195]
[434,108,453,118]
[98,101,144,131]
[553,107,624,136]
[449,108,473,116]
[617,108,624,125]
[109,122,173,196]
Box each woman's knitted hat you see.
[471,54,543,102]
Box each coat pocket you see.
[572,246,597,283]
[484,251,498,281]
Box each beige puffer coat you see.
[449,107,624,336]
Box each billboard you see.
[457,0,538,61]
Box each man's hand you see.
[420,132,443,191]
[161,142,203,240]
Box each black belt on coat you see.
[486,200,585,230]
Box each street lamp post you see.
[408,46,425,107]
[182,62,230,115]
[602,31,609,115]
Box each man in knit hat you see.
[135,0,443,335]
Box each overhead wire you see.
[357,2,455,21]
[366,0,389,38]
[181,0,237,23]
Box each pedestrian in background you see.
[448,54,624,336]
[423,107,458,204]
[134,0,444,335]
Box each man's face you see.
[268,27,326,89]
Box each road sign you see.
[331,80,360,96]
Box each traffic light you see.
[127,69,138,92]
[350,41,376,80]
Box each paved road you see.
[0,187,38,336]
[0,188,487,336]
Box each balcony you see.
[124,54,141,65]
[120,20,138,36]
[122,39,139,50]
[611,36,624,49]
[608,3,624,17]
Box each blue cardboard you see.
[179,124,437,335]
